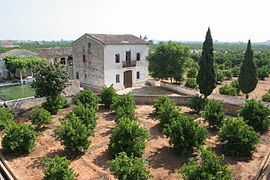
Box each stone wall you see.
[0,61,9,79]
[72,35,105,87]
[3,97,45,111]
[160,81,270,107]
[134,95,240,114]
[134,95,192,106]
[62,80,81,97]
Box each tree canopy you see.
[197,28,216,98]
[238,40,258,98]
[4,56,45,73]
[31,62,69,98]
[148,41,190,82]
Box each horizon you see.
[1,0,270,42]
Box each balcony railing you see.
[122,60,136,67]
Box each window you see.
[60,57,66,64]
[85,73,87,81]
[116,74,120,83]
[67,56,73,65]
[88,43,91,54]
[137,71,140,79]
[136,53,140,61]
[76,72,79,79]
[115,54,120,63]
[83,54,86,62]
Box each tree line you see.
[148,27,259,99]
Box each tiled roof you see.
[86,34,149,45]
[37,47,72,58]
[0,49,37,60]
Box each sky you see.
[1,0,270,42]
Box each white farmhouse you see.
[72,34,149,90]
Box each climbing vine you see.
[4,56,45,73]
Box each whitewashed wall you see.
[103,45,149,90]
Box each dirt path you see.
[2,105,270,179]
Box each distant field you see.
[150,42,270,53]
[0,41,72,53]
[182,42,270,52]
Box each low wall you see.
[4,97,45,111]
[134,95,240,114]
[1,80,81,113]
[134,95,192,106]
[62,80,81,97]
[147,79,157,87]
[160,81,270,107]
[160,81,199,96]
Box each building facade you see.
[37,47,73,78]
[72,34,149,90]
[0,49,37,79]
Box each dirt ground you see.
[156,75,270,101]
[2,105,270,180]
[117,86,181,96]
[214,76,270,101]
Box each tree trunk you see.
[246,94,249,99]
[20,70,23,84]
[170,78,172,83]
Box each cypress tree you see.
[238,40,258,99]
[197,28,216,98]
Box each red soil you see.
[2,105,270,180]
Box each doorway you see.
[124,70,132,88]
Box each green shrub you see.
[55,114,92,154]
[153,96,172,114]
[108,118,149,158]
[231,80,240,95]
[75,89,100,111]
[188,95,208,113]
[187,67,198,78]
[0,105,14,130]
[100,85,117,109]
[2,123,37,155]
[111,93,136,112]
[185,78,198,89]
[224,70,233,80]
[232,67,240,77]
[180,148,233,180]
[257,66,269,80]
[218,64,225,70]
[108,152,153,180]
[115,107,138,123]
[262,93,270,102]
[217,70,225,82]
[42,156,79,180]
[157,100,180,130]
[218,118,259,157]
[219,84,237,96]
[43,96,63,115]
[238,99,270,131]
[163,114,208,155]
[59,96,70,108]
[111,93,136,122]
[70,103,97,131]
[30,107,52,128]
[203,100,225,128]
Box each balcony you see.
[122,60,136,68]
